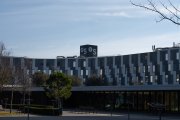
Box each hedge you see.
[5,104,62,116]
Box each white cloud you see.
[95,11,132,18]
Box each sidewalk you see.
[0,109,180,120]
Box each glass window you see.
[100,69,103,75]
[70,70,73,75]
[81,70,83,76]
[138,66,141,73]
[148,66,150,72]
[145,76,148,83]
[153,65,155,72]
[27,70,29,75]
[150,76,153,83]
[32,70,35,74]
[49,70,52,75]
[176,52,179,60]
[143,66,145,73]
[73,61,76,67]
[168,64,171,71]
[86,70,88,76]
[165,54,168,61]
[83,61,86,67]
[176,74,179,82]
[117,68,119,74]
[136,77,139,84]
[155,75,158,83]
[133,67,136,73]
[165,75,168,82]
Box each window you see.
[117,68,119,74]
[73,61,76,67]
[70,70,73,75]
[165,75,168,83]
[176,53,179,60]
[100,69,103,75]
[133,67,136,73]
[49,70,52,75]
[148,65,150,72]
[168,64,171,71]
[136,77,139,83]
[127,77,130,83]
[143,66,146,73]
[176,74,179,82]
[145,76,148,83]
[150,76,153,83]
[153,65,155,72]
[155,75,158,83]
[27,70,29,75]
[81,70,83,76]
[83,61,86,67]
[165,54,168,61]
[138,66,141,73]
[86,70,88,76]
[32,70,35,74]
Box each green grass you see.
[0,111,19,116]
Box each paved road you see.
[0,116,180,120]
[0,110,180,120]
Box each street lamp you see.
[25,98,31,120]
[4,98,8,111]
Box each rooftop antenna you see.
[173,42,175,47]
[152,45,155,51]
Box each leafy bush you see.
[24,105,60,116]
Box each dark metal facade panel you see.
[46,59,55,70]
[35,59,44,70]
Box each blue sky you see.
[0,0,180,58]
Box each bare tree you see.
[32,71,48,87]
[0,41,12,91]
[69,75,82,86]
[130,0,180,25]
[19,59,32,107]
[0,41,14,112]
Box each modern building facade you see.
[2,44,180,112]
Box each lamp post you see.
[127,93,130,120]
[27,78,32,120]
[4,98,8,111]
[26,97,31,120]
[128,101,130,120]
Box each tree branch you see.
[130,0,180,25]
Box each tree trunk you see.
[23,91,26,105]
[58,98,62,116]
[10,87,14,113]
[22,91,26,113]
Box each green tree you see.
[32,72,48,87]
[45,72,72,115]
[85,74,108,86]
[70,75,82,86]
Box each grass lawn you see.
[0,111,20,116]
